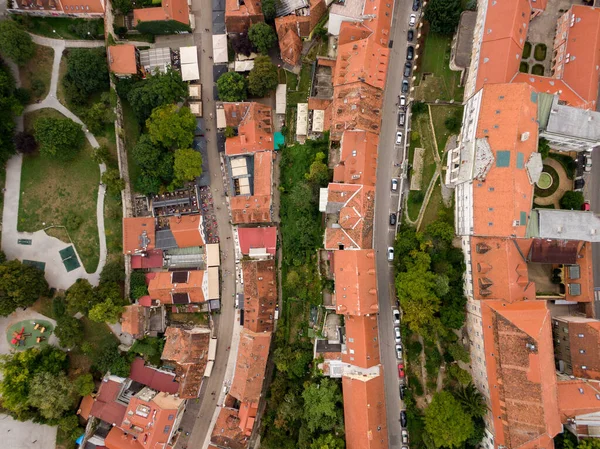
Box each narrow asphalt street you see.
[174,2,238,447]
[373,0,415,447]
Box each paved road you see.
[373,1,416,447]
[173,0,238,447]
[591,147,600,316]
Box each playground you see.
[7,319,54,350]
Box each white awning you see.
[234,60,254,72]
[180,46,200,81]
[181,63,200,81]
[206,243,220,267]
[216,107,226,129]
[188,84,202,98]
[207,266,219,300]
[276,84,286,115]
[212,34,228,64]
[189,102,203,116]
[312,109,324,132]
[297,103,308,136]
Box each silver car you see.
[394,327,401,344]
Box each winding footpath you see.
[1,35,107,290]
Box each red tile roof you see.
[169,214,204,248]
[342,374,389,449]
[60,0,104,14]
[108,45,137,76]
[131,249,164,269]
[133,0,190,25]
[324,183,375,250]
[121,304,146,338]
[564,319,600,379]
[106,427,143,449]
[230,151,273,224]
[225,0,264,34]
[224,103,274,155]
[238,401,258,436]
[511,73,587,108]
[90,380,127,426]
[278,28,303,67]
[237,226,277,255]
[330,82,384,141]
[558,379,600,419]
[161,327,211,398]
[129,358,179,395]
[342,315,381,369]
[123,217,155,255]
[334,249,378,316]
[147,271,206,304]
[210,407,249,449]
[242,259,277,333]
[333,130,379,186]
[230,329,271,404]
[481,300,562,449]
[77,394,94,421]
[472,83,538,237]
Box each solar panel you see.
[172,271,189,283]
[172,293,190,304]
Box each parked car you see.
[400,410,407,427]
[398,112,406,126]
[396,131,403,144]
[409,14,417,26]
[402,80,409,93]
[406,46,414,61]
[400,385,406,400]
[407,29,414,42]
[399,95,407,107]
[401,430,409,444]
[393,309,401,325]
[404,62,412,77]
[412,0,420,10]
[398,363,405,379]
[585,154,592,172]
[394,326,401,343]
[396,344,403,360]
[391,178,398,191]
[390,213,397,226]
[575,178,586,191]
[583,201,591,211]
[388,246,395,262]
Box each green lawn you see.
[406,114,437,221]
[420,180,444,229]
[18,17,105,40]
[287,64,312,106]
[19,44,54,103]
[429,105,463,157]
[20,109,101,273]
[122,100,142,191]
[415,33,464,102]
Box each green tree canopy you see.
[73,373,95,397]
[560,191,585,210]
[33,116,85,161]
[424,391,474,448]
[54,315,84,349]
[217,71,248,102]
[63,48,109,98]
[455,383,487,419]
[132,134,175,195]
[88,299,124,324]
[0,260,48,317]
[305,152,330,187]
[302,378,343,433]
[310,434,345,449]
[262,0,276,21]
[146,104,196,149]
[538,137,551,160]
[100,260,125,284]
[127,68,188,123]
[447,343,470,363]
[102,167,126,196]
[248,23,278,54]
[423,0,463,34]
[248,55,278,97]
[173,148,203,183]
[28,371,74,420]
[273,346,313,380]
[66,278,98,315]
[0,21,34,65]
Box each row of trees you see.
[217,55,279,101]
[0,60,29,167]
[116,70,203,194]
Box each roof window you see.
[579,334,585,338]
[579,388,584,394]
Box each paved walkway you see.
[533,157,572,208]
[1,37,107,290]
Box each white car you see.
[399,95,406,107]
[396,344,403,360]
[585,154,592,172]
[394,327,401,344]
[393,309,400,325]
[396,131,403,144]
[391,178,398,191]
[409,14,417,27]
[388,246,395,262]
[402,430,409,445]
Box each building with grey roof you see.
[527,209,600,242]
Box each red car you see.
[398,363,405,379]
[582,201,591,211]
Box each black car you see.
[400,410,408,427]
[402,80,409,93]
[412,0,420,10]
[400,385,406,400]
[407,29,414,42]
[575,178,586,190]
[404,62,412,77]
[406,45,414,61]
[390,213,397,226]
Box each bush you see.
[130,271,149,300]
[52,296,67,318]
[560,191,585,210]
[33,117,85,161]
[412,101,427,116]
[31,79,45,97]
[136,19,191,35]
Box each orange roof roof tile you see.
[330,82,384,140]
[279,28,303,67]
[147,271,205,304]
[242,259,277,333]
[342,374,389,449]
[77,395,94,421]
[230,151,272,224]
[469,237,535,301]
[511,73,587,108]
[333,130,378,186]
[481,300,562,449]
[60,0,104,14]
[108,45,137,75]
[106,427,143,449]
[342,315,381,369]
[230,329,271,404]
[168,214,204,248]
[334,249,378,316]
[162,326,211,398]
[237,401,258,436]
[210,407,249,449]
[324,183,375,250]
[558,379,600,419]
[123,217,155,255]
[133,0,190,25]
[360,0,392,47]
[224,103,274,155]
[472,83,538,237]
[225,0,264,33]
[121,304,145,338]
